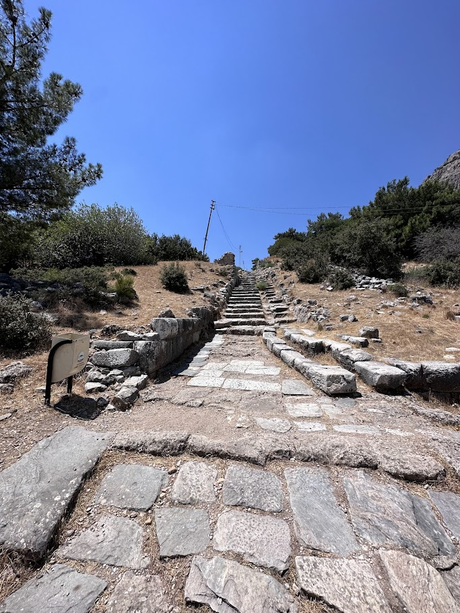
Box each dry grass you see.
[274,268,460,362]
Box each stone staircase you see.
[215,274,267,335]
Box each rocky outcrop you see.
[424,150,460,190]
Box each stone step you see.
[217,318,267,327]
[216,326,265,336]
[225,312,265,319]
[0,426,113,560]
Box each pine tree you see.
[0,0,102,219]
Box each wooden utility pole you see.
[238,245,242,267]
[203,200,215,255]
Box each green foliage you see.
[328,269,354,290]
[252,258,275,270]
[147,234,208,262]
[0,213,36,271]
[255,280,268,290]
[423,257,460,288]
[0,0,102,220]
[297,257,329,284]
[160,262,189,293]
[113,273,136,300]
[121,268,137,276]
[0,293,51,355]
[11,266,109,306]
[334,218,402,279]
[415,226,460,262]
[387,282,408,297]
[33,203,149,268]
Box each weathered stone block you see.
[91,348,139,369]
[354,361,406,392]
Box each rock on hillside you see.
[423,150,460,189]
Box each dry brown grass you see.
[273,268,460,363]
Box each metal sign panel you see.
[50,333,90,383]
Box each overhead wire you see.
[214,205,237,253]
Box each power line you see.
[215,206,237,252]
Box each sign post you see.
[45,333,90,406]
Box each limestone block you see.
[421,362,460,392]
[307,364,357,395]
[354,361,406,392]
[91,348,139,369]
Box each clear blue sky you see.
[26,0,460,268]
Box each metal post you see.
[203,200,215,255]
[44,339,72,406]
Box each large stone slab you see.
[295,556,391,613]
[281,379,314,396]
[344,472,455,557]
[442,566,460,604]
[59,514,148,568]
[285,467,358,555]
[354,361,406,392]
[380,549,459,612]
[213,510,290,572]
[154,508,210,557]
[422,362,460,392]
[223,464,284,512]
[0,564,107,613]
[94,464,167,510]
[91,348,139,368]
[185,556,298,613]
[430,491,460,540]
[255,417,292,433]
[0,426,112,558]
[171,461,217,504]
[106,571,172,613]
[307,364,357,395]
[286,402,322,417]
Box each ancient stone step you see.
[59,514,149,568]
[185,556,298,613]
[295,557,391,613]
[213,510,291,572]
[354,361,406,392]
[0,564,107,613]
[0,426,112,559]
[344,472,455,557]
[285,466,359,556]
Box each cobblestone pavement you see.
[1,332,460,613]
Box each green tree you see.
[34,203,149,268]
[0,0,102,220]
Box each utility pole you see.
[238,245,242,268]
[203,200,215,255]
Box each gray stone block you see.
[91,348,139,368]
[285,467,358,556]
[185,556,298,613]
[0,427,112,559]
[59,515,149,568]
[282,379,315,396]
[105,571,172,613]
[421,362,460,392]
[380,550,459,613]
[112,430,190,455]
[354,361,406,392]
[213,510,291,572]
[223,464,284,512]
[0,564,107,613]
[307,364,357,395]
[171,461,217,504]
[94,464,167,510]
[344,472,455,557]
[430,491,460,540]
[295,557,390,613]
[359,326,379,339]
[155,508,210,557]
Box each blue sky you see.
[26,0,460,268]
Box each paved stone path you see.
[2,281,460,611]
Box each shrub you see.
[328,269,354,290]
[255,280,268,291]
[121,268,137,276]
[415,226,460,262]
[160,262,189,293]
[10,267,109,307]
[296,258,329,284]
[0,293,51,355]
[423,257,460,288]
[113,274,136,300]
[388,282,408,297]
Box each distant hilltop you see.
[423,150,460,190]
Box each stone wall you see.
[214,252,235,266]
